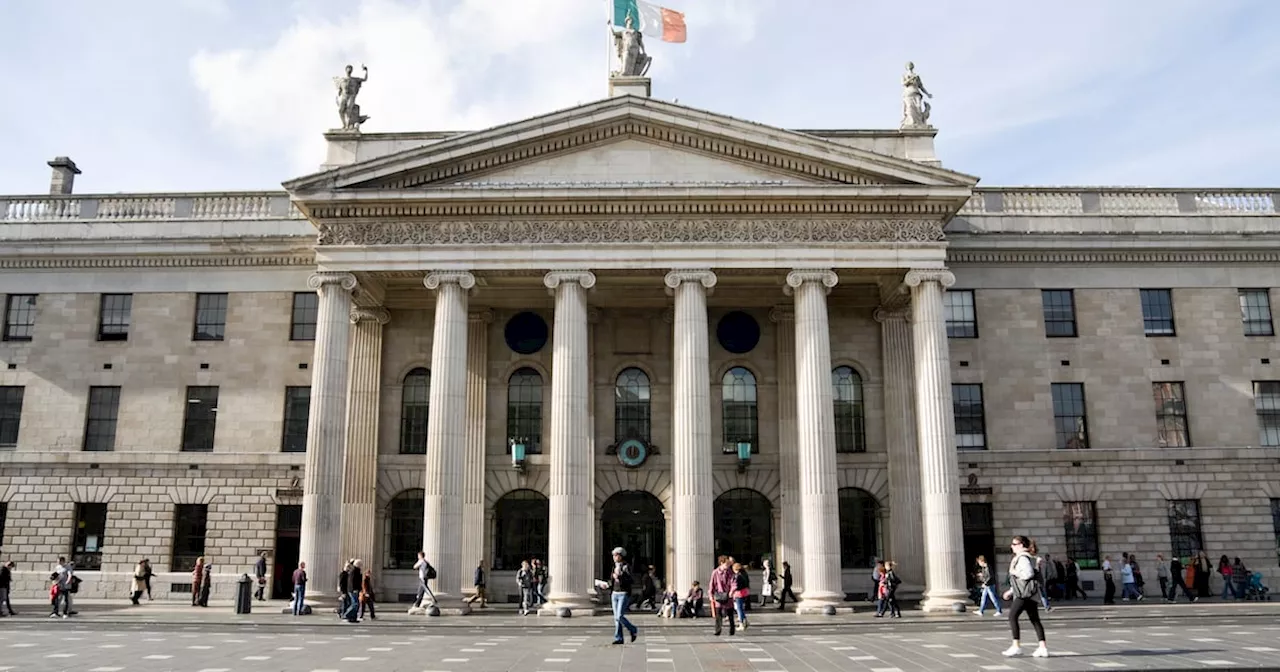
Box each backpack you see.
[425,563,437,580]
[1012,555,1041,599]
[69,576,82,594]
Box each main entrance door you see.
[961,502,996,589]
[600,491,665,580]
[272,505,302,600]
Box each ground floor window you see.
[171,504,209,572]
[493,489,549,571]
[713,488,772,568]
[72,503,108,570]
[1062,501,1101,569]
[837,488,881,569]
[1167,499,1203,563]
[383,489,423,570]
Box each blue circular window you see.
[504,312,548,354]
[716,311,760,354]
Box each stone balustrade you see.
[0,192,301,222]
[959,188,1278,216]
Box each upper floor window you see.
[290,292,319,341]
[832,366,865,453]
[181,386,219,452]
[193,293,228,341]
[614,367,651,444]
[0,386,24,448]
[1051,382,1089,449]
[1255,381,1280,447]
[721,366,758,454]
[83,386,121,452]
[2,294,36,341]
[281,386,310,453]
[1041,289,1077,337]
[1153,382,1190,447]
[944,290,977,338]
[507,368,543,454]
[1239,289,1275,337]
[399,368,430,454]
[97,294,133,342]
[952,383,987,450]
[1140,289,1176,336]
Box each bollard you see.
[235,573,253,614]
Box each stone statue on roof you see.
[334,64,370,132]
[900,61,933,128]
[612,12,651,77]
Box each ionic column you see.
[544,271,597,611]
[875,306,925,599]
[421,271,475,610]
[298,272,356,601]
[905,269,968,612]
[461,310,492,595]
[785,269,843,609]
[770,307,803,594]
[339,305,390,566]
[664,270,717,596]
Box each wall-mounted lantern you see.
[736,441,752,473]
[510,438,527,472]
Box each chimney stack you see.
[47,156,81,195]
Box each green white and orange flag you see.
[612,0,687,43]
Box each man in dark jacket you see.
[337,560,352,618]
[0,561,14,616]
[465,560,487,608]
[344,560,363,623]
[253,552,268,601]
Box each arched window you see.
[713,488,773,568]
[493,489,549,571]
[507,368,543,454]
[838,488,882,569]
[614,368,651,444]
[833,366,866,453]
[721,366,758,454]
[383,489,423,569]
[400,368,430,454]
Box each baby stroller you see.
[1243,572,1270,601]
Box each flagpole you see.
[604,0,613,91]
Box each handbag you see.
[712,591,728,601]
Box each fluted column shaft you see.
[876,307,925,597]
[545,271,596,610]
[340,306,390,565]
[665,270,716,595]
[461,311,491,594]
[299,272,356,599]
[771,307,803,594]
[787,269,843,607]
[906,269,969,612]
[422,272,474,602]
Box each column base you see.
[538,593,599,617]
[407,594,472,616]
[919,589,970,614]
[895,582,926,602]
[794,591,846,615]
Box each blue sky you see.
[1,0,1277,194]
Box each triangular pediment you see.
[284,96,978,194]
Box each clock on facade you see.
[616,439,650,468]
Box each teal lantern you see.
[511,439,527,471]
[736,441,751,472]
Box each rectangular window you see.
[1051,382,1089,449]
[97,294,133,341]
[1166,499,1204,563]
[1272,499,1280,567]
[1062,501,1101,569]
[0,386,24,448]
[193,293,228,341]
[181,386,219,453]
[83,386,122,452]
[290,292,319,341]
[1153,382,1191,448]
[944,290,977,338]
[281,386,310,453]
[1041,289,1078,337]
[71,502,108,570]
[2,294,37,341]
[1240,289,1275,337]
[171,504,208,572]
[1256,381,1280,447]
[1140,289,1176,336]
[952,383,987,450]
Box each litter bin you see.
[235,573,253,614]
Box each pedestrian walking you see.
[359,567,377,621]
[710,555,738,636]
[974,555,1002,616]
[1028,541,1051,611]
[190,557,205,607]
[290,561,308,616]
[533,558,549,606]
[608,547,638,645]
[776,561,797,610]
[1168,555,1195,602]
[0,561,14,616]
[732,561,751,629]
[130,559,146,605]
[517,560,535,616]
[1120,557,1140,601]
[198,559,213,607]
[1065,557,1086,600]
[760,559,776,606]
[1156,554,1170,600]
[253,551,268,601]
[344,560,363,623]
[465,560,487,608]
[876,560,902,618]
[412,551,437,609]
[141,559,154,601]
[1001,536,1049,658]
[1102,555,1116,604]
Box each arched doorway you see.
[600,491,665,580]
[492,489,549,571]
[713,488,773,568]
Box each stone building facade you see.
[1,92,1278,609]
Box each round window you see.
[716,311,760,354]
[504,312,549,355]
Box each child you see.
[660,586,679,618]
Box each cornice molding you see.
[305,199,959,219]
[947,249,1280,265]
[0,253,314,270]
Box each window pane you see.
[1240,289,1276,337]
[1041,289,1077,337]
[952,383,986,450]
[832,366,865,453]
[281,387,310,453]
[181,386,219,452]
[1152,382,1190,447]
[614,367,651,444]
[1062,501,1101,568]
[0,386,24,447]
[944,290,977,338]
[171,504,208,572]
[71,503,108,570]
[507,368,543,454]
[1051,383,1089,449]
[193,293,228,341]
[1140,289,1176,336]
[84,386,121,452]
[1256,381,1280,447]
[98,294,133,341]
[1166,499,1203,563]
[383,490,424,569]
[3,294,37,341]
[290,292,319,341]
[492,489,550,570]
[400,368,430,454]
[721,367,758,453]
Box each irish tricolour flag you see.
[612,0,687,43]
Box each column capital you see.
[349,306,390,325]
[784,269,838,296]
[424,271,476,292]
[768,306,794,323]
[543,270,597,293]
[904,269,956,288]
[469,309,495,324]
[873,307,911,324]
[308,272,357,292]
[664,269,717,295]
